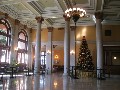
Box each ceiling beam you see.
[95,0,104,11]
[54,0,64,12]
[21,1,39,16]
[0,0,39,6]
[63,0,72,9]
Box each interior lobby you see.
[0,0,120,90]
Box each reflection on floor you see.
[0,72,120,90]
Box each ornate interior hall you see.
[0,0,120,90]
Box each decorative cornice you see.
[24,25,27,29]
[58,28,64,30]
[15,19,20,25]
[47,27,54,32]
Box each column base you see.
[34,71,40,75]
[63,73,68,76]
[46,71,52,75]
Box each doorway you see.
[104,46,120,75]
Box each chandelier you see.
[64,7,86,25]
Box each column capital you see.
[63,15,71,21]
[5,13,9,19]
[95,11,103,20]
[47,27,54,32]
[15,19,20,25]
[35,16,44,23]
[70,26,76,31]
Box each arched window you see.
[0,18,11,63]
[17,29,28,64]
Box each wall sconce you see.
[33,55,35,59]
[54,82,58,87]
[54,55,59,64]
[55,55,59,59]
[70,50,75,55]
[47,50,51,55]
[114,57,117,59]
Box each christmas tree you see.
[77,36,94,71]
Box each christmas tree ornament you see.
[77,36,94,71]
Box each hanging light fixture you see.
[63,0,86,26]
[64,7,86,25]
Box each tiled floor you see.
[0,72,120,90]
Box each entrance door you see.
[104,46,120,75]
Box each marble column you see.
[95,11,103,76]
[70,26,75,66]
[33,75,40,90]
[34,17,44,74]
[6,14,14,64]
[28,28,32,70]
[46,27,53,74]
[63,16,71,76]
[63,77,69,90]
[10,19,20,64]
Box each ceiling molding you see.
[54,0,64,12]
[0,0,120,29]
[28,1,43,15]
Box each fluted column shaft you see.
[63,16,70,76]
[46,27,53,74]
[70,26,75,66]
[10,19,20,64]
[34,17,44,74]
[95,11,103,76]
[28,28,32,70]
[10,27,15,64]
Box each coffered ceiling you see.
[0,0,120,29]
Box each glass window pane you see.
[1,50,6,62]
[0,24,7,33]
[19,33,25,40]
[18,41,25,49]
[41,52,44,55]
[0,35,7,45]
[0,19,11,63]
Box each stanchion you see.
[97,68,106,80]
[0,73,4,82]
[73,66,79,79]
[70,66,79,79]
[26,68,31,76]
